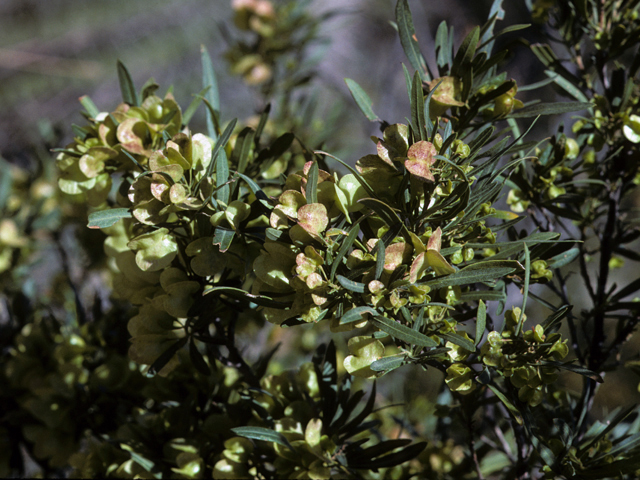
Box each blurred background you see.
[0,0,541,166]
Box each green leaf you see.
[87,208,132,229]
[256,132,295,164]
[254,104,271,147]
[411,71,426,141]
[479,0,505,55]
[477,24,530,52]
[340,306,377,325]
[212,227,235,253]
[611,277,640,302]
[374,240,385,280]
[517,76,556,92]
[120,444,161,479]
[370,315,438,348]
[515,243,530,337]
[546,247,580,269]
[182,86,211,126]
[441,332,475,352]
[541,304,572,332]
[306,161,319,204]
[116,60,139,106]
[540,361,604,383]
[316,150,375,198]
[459,290,506,302]
[488,384,523,425]
[340,382,377,438]
[345,78,380,121]
[230,127,255,176]
[203,286,291,308]
[216,150,230,205]
[330,215,368,281]
[395,0,430,81]
[545,70,590,103]
[199,118,236,195]
[349,440,428,469]
[451,26,480,78]
[232,172,260,196]
[370,355,406,372]
[508,101,591,118]
[402,63,413,103]
[201,45,220,140]
[435,21,450,70]
[79,95,100,118]
[577,405,637,459]
[423,79,443,136]
[423,261,521,290]
[337,275,367,293]
[475,300,486,347]
[231,426,294,451]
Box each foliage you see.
[2,0,640,478]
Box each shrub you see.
[2,0,640,478]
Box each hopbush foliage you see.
[2,0,640,478]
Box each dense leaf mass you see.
[2,0,640,478]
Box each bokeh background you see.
[1,0,542,166]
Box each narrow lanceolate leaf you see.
[231,426,294,451]
[435,21,450,70]
[79,95,100,118]
[349,441,428,469]
[340,306,377,325]
[182,86,211,126]
[337,275,367,293]
[488,384,523,425]
[475,300,486,347]
[116,60,139,106]
[316,150,375,198]
[306,161,319,204]
[546,247,580,269]
[231,127,255,175]
[216,149,230,205]
[441,332,475,352]
[201,45,220,140]
[396,0,430,81]
[479,0,505,54]
[508,101,591,118]
[88,208,132,229]
[450,26,480,78]
[370,315,438,348]
[199,118,236,194]
[345,78,380,121]
[515,243,530,337]
[374,240,385,280]
[411,71,426,141]
[330,216,368,281]
[370,355,406,372]
[541,361,604,383]
[423,262,520,290]
[203,286,290,308]
[541,304,572,332]
[459,290,505,302]
[545,70,589,103]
